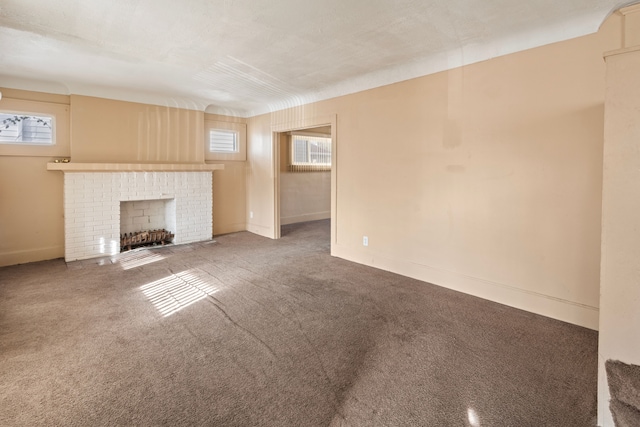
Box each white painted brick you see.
[63,171,213,261]
[70,225,94,234]
[146,206,161,216]
[133,201,150,210]
[129,208,145,217]
[72,236,92,244]
[133,216,150,225]
[148,214,164,224]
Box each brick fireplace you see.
[48,163,223,262]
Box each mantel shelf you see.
[47,162,224,172]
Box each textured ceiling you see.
[0,0,629,116]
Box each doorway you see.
[279,126,331,233]
[271,115,337,251]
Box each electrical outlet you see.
[363,236,368,246]
[250,211,253,219]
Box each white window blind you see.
[209,129,238,153]
[0,113,54,145]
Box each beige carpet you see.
[0,220,597,426]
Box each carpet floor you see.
[0,219,597,426]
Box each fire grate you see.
[121,229,175,252]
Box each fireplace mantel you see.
[47,162,224,172]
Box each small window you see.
[0,113,54,145]
[204,119,246,161]
[0,97,69,157]
[209,129,238,153]
[290,135,331,171]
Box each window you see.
[0,97,69,157]
[204,119,246,162]
[0,113,54,145]
[290,135,331,171]
[209,129,238,153]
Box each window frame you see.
[0,112,55,146]
[289,133,332,172]
[0,97,70,157]
[209,128,239,154]
[204,119,246,162]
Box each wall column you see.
[598,4,640,426]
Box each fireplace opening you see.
[120,199,176,252]
[120,229,175,252]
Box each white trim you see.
[289,129,331,137]
[272,131,281,239]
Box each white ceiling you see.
[0,0,629,117]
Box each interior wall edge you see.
[246,223,274,238]
[332,243,599,330]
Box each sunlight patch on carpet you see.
[141,269,218,317]
[468,407,480,426]
[118,250,167,270]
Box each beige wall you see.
[246,114,276,237]
[71,95,204,163]
[0,156,65,266]
[247,17,621,329]
[212,160,247,235]
[598,5,640,426]
[204,113,247,235]
[280,171,331,225]
[0,89,70,266]
[0,93,247,266]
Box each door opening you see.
[271,115,337,251]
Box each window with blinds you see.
[204,120,246,161]
[0,113,54,145]
[290,135,331,171]
[209,129,238,153]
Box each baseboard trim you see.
[214,222,246,236]
[281,211,330,225]
[332,243,599,330]
[0,246,64,267]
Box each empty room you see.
[1,1,640,426]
